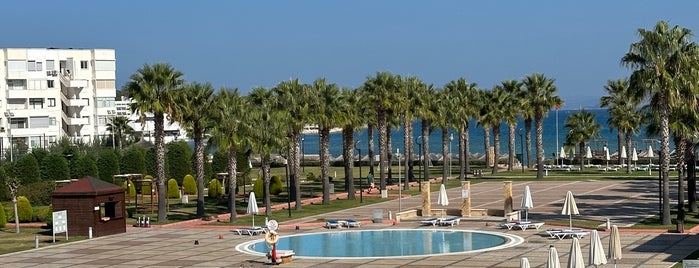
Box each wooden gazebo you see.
[52,177,126,237]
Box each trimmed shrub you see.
[40,154,70,181]
[0,202,6,228]
[141,175,153,195]
[208,179,223,198]
[97,149,120,182]
[33,206,51,222]
[122,181,136,197]
[17,196,33,222]
[253,177,263,199]
[167,179,180,198]
[270,176,283,195]
[45,204,53,225]
[182,174,197,195]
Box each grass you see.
[0,227,87,255]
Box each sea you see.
[301,109,658,162]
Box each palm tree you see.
[401,76,424,188]
[523,73,563,179]
[272,79,312,210]
[247,87,288,215]
[445,78,479,179]
[600,78,644,174]
[362,72,401,195]
[106,116,134,149]
[621,21,699,225]
[564,110,601,170]
[124,63,184,222]
[476,89,494,170]
[309,78,343,205]
[415,85,437,184]
[173,82,215,217]
[337,88,363,199]
[500,80,523,171]
[211,88,250,222]
[433,88,452,183]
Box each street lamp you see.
[301,136,305,173]
[519,129,524,173]
[355,140,362,203]
[4,111,14,162]
[416,136,422,192]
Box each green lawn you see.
[0,227,87,255]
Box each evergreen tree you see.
[97,149,120,182]
[40,154,70,181]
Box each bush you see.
[253,177,263,199]
[45,204,53,225]
[14,154,40,184]
[141,175,153,195]
[208,179,223,198]
[0,202,6,228]
[18,181,54,206]
[270,176,283,195]
[182,174,197,195]
[33,206,50,222]
[17,196,33,223]
[167,179,180,198]
[122,181,136,197]
[166,141,193,184]
[97,149,120,182]
[40,154,70,181]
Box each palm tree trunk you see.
[368,124,375,176]
[194,128,206,217]
[484,128,491,169]
[625,133,632,174]
[660,96,671,225]
[342,127,355,199]
[676,137,686,232]
[462,121,470,178]
[387,127,393,185]
[492,123,501,174]
[617,132,624,166]
[687,143,697,212]
[378,112,388,195]
[404,116,411,190]
[535,114,544,179]
[227,145,238,222]
[525,119,533,168]
[292,132,302,210]
[320,128,331,205]
[154,112,168,222]
[262,156,272,216]
[422,119,430,182]
[441,127,448,183]
[508,124,515,171]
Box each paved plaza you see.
[2,180,698,267]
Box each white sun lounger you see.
[420,218,439,226]
[326,220,342,229]
[546,229,588,240]
[234,227,265,236]
[440,217,461,227]
[343,219,361,228]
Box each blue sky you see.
[3,1,699,108]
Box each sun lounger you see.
[500,220,530,230]
[234,226,265,236]
[514,222,545,231]
[546,229,588,240]
[344,219,361,228]
[420,217,439,226]
[440,217,461,227]
[326,220,342,229]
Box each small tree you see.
[40,154,70,181]
[121,147,146,175]
[166,141,193,184]
[208,179,222,198]
[5,177,20,233]
[97,149,120,182]
[122,180,136,197]
[14,154,40,184]
[270,175,283,195]
[182,174,197,195]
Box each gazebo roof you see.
[53,176,124,196]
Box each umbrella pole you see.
[252,214,255,227]
[569,214,573,230]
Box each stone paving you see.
[1,180,698,268]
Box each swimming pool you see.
[236,229,523,259]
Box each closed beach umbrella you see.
[437,184,449,217]
[609,225,622,268]
[632,148,638,164]
[247,192,259,227]
[620,145,627,159]
[589,230,607,267]
[647,145,654,175]
[520,257,530,268]
[561,191,579,230]
[585,146,592,159]
[567,237,585,268]
[521,185,534,222]
[560,147,567,159]
[547,245,561,268]
[647,145,654,158]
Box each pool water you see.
[236,229,523,259]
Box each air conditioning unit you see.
[107,110,114,115]
[0,127,5,132]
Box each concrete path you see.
[1,180,697,268]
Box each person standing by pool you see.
[367,173,375,193]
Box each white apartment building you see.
[115,97,186,143]
[0,48,116,155]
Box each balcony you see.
[62,113,88,126]
[61,94,88,107]
[59,72,88,88]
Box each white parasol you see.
[247,192,259,227]
[521,185,534,222]
[561,191,579,230]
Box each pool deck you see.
[2,180,699,267]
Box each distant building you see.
[0,48,116,157]
[115,97,187,144]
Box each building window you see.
[46,60,55,71]
[49,117,56,126]
[29,98,44,109]
[10,118,27,129]
[48,98,56,107]
[7,80,26,90]
[96,97,115,108]
[28,61,42,72]
[80,61,88,69]
[47,80,54,88]
[30,116,49,128]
